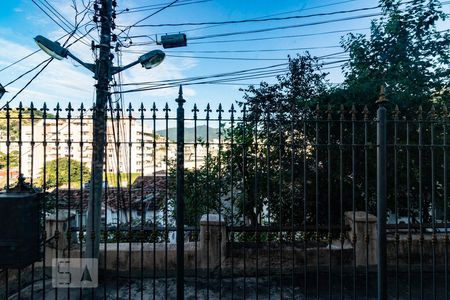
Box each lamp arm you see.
[111,60,140,75]
[66,52,96,73]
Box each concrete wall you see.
[42,212,450,278]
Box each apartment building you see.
[9,118,218,181]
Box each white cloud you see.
[0,37,94,107]
[1,0,198,109]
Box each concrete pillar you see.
[345,211,377,266]
[44,210,74,266]
[199,214,226,269]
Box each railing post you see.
[376,86,387,300]
[176,85,185,300]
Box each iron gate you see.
[0,90,448,299]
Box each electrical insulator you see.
[93,15,98,22]
[111,22,116,30]
[112,1,117,7]
[93,3,99,10]
[112,34,117,42]
[112,12,116,19]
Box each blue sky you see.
[0,0,449,114]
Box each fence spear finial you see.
[326,104,332,120]
[376,84,388,105]
[176,85,185,104]
[429,105,436,121]
[351,104,357,120]
[363,105,369,120]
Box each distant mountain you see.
[156,125,219,143]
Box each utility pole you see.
[34,2,185,297]
[86,0,111,270]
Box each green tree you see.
[172,54,333,233]
[169,154,224,228]
[331,0,450,223]
[337,0,450,108]
[0,151,19,169]
[37,158,90,189]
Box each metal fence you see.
[0,91,448,299]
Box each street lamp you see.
[139,50,165,69]
[0,84,6,100]
[34,35,68,60]
[34,34,167,267]
[34,35,166,76]
[110,49,165,75]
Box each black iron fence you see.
[0,93,448,299]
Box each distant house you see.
[52,176,171,228]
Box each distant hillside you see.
[156,125,219,143]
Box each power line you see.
[120,0,211,14]
[188,12,382,41]
[39,0,78,32]
[32,0,73,33]
[4,59,52,87]
[124,27,369,47]
[166,54,287,61]
[114,61,348,92]
[120,0,202,11]
[1,26,96,109]
[145,0,358,36]
[0,50,42,73]
[117,0,180,39]
[124,46,345,54]
[31,0,96,46]
[188,27,369,45]
[118,62,288,86]
[121,12,380,47]
[135,0,450,31]
[114,58,348,93]
[165,53,348,61]
[0,59,54,110]
[128,1,450,44]
[0,34,78,74]
[3,26,96,87]
[120,56,347,87]
[133,4,382,27]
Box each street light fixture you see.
[34,35,166,76]
[34,3,187,297]
[34,35,68,60]
[0,84,6,100]
[139,50,165,69]
[110,49,166,75]
[34,35,96,73]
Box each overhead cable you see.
[133,5,382,27]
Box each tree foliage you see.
[0,151,19,169]
[339,0,450,108]
[37,158,90,189]
[175,0,449,230]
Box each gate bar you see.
[176,86,186,300]
[376,86,387,300]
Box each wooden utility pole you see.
[85,0,111,270]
